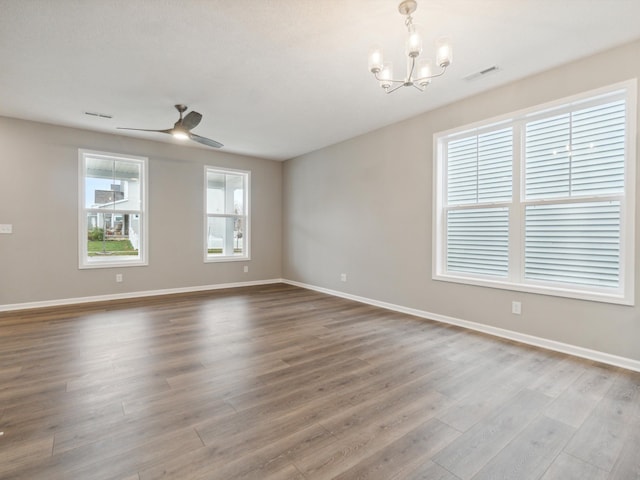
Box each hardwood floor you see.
[1,283,639,479]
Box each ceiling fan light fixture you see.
[369,0,453,94]
[172,128,189,140]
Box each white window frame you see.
[433,80,636,305]
[204,166,250,263]
[78,149,149,269]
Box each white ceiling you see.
[1,0,640,161]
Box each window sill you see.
[205,255,250,263]
[80,257,147,269]
[432,272,633,306]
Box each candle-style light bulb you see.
[406,25,422,58]
[368,46,383,73]
[417,59,432,87]
[436,38,453,67]
[380,63,393,89]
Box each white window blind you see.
[445,128,512,277]
[447,207,509,277]
[448,127,512,205]
[434,82,635,304]
[524,202,620,287]
[526,100,625,199]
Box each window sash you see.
[204,166,250,262]
[79,150,148,269]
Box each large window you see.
[79,150,148,269]
[205,166,250,262]
[433,81,636,304]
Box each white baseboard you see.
[282,279,640,373]
[0,278,284,312]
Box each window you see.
[79,150,148,269]
[434,81,636,304]
[205,166,250,262]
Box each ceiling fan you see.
[118,104,223,148]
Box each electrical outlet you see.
[340,273,347,282]
[243,265,249,273]
[0,224,13,234]
[116,274,123,283]
[512,301,521,315]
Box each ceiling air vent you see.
[84,111,113,119]
[463,65,499,82]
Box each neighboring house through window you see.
[79,150,148,268]
[205,166,250,262]
[433,81,636,305]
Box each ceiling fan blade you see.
[181,111,202,131]
[189,133,223,149]
[117,127,172,134]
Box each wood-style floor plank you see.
[0,435,54,478]
[540,453,609,480]
[402,460,461,480]
[544,363,618,428]
[471,415,574,480]
[1,283,639,479]
[608,414,640,479]
[432,388,552,480]
[563,371,640,472]
[329,418,459,480]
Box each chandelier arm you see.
[413,65,448,83]
[412,84,425,92]
[385,83,408,94]
[373,71,409,85]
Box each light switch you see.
[0,224,12,234]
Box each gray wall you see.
[283,39,640,362]
[0,118,282,305]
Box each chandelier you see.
[368,0,453,93]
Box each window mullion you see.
[475,135,479,204]
[569,112,574,196]
[509,120,524,284]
